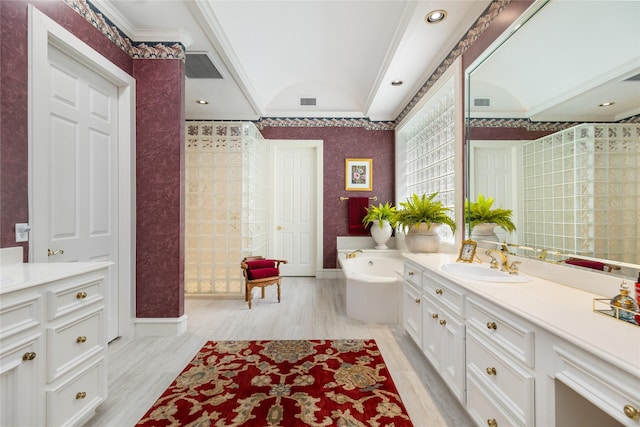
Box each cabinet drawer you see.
[404,262,422,288]
[47,273,104,321]
[0,293,40,340]
[46,307,104,382]
[467,297,534,368]
[467,329,534,425]
[467,371,525,427]
[423,271,464,316]
[47,357,106,427]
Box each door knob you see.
[277,226,283,230]
[47,249,64,256]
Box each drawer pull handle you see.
[22,352,37,361]
[76,291,88,300]
[415,298,420,304]
[624,405,639,420]
[435,288,443,295]
[75,392,87,400]
[76,336,87,344]
[408,271,414,276]
[439,319,447,326]
[432,313,438,319]
[487,419,498,427]
[486,321,497,330]
[486,367,497,375]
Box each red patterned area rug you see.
[136,339,414,426]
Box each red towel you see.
[348,197,370,235]
[564,258,605,271]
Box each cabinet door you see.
[403,281,422,346]
[439,310,466,403]
[0,336,43,426]
[421,296,440,369]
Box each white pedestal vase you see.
[405,223,442,253]
[471,223,499,242]
[370,220,393,249]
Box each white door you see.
[469,141,521,243]
[273,146,317,276]
[33,44,119,340]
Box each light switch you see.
[15,223,30,242]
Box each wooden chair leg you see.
[277,280,281,303]
[247,285,252,309]
[261,287,265,299]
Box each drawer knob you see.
[408,271,414,276]
[486,321,497,330]
[435,288,443,295]
[432,313,439,319]
[415,298,421,304]
[439,319,447,326]
[487,419,498,427]
[76,291,88,300]
[22,352,37,361]
[76,336,87,344]
[486,367,497,375]
[75,391,87,400]
[624,405,639,420]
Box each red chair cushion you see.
[246,260,276,269]
[247,267,279,280]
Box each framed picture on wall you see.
[345,158,372,191]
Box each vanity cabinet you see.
[465,296,535,426]
[403,261,423,346]
[421,272,466,402]
[0,263,109,427]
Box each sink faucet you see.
[485,249,509,272]
[346,250,363,259]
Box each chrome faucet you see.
[346,250,363,259]
[485,249,509,272]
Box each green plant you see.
[465,194,516,232]
[395,192,456,233]
[362,202,397,229]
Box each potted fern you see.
[465,194,516,242]
[362,202,397,249]
[395,192,456,253]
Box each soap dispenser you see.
[610,280,639,323]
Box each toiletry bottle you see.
[610,280,639,323]
[635,272,640,307]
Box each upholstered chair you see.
[240,256,287,309]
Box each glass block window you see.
[185,122,269,296]
[396,79,456,242]
[522,123,639,265]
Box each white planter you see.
[405,223,442,253]
[471,222,499,242]
[370,220,393,249]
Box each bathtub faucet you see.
[346,250,363,259]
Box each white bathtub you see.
[338,252,403,323]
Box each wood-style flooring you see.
[90,276,474,426]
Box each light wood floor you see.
[91,277,474,426]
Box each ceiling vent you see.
[300,97,317,106]
[185,53,222,79]
[474,97,491,107]
[624,73,640,81]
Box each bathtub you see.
[338,252,403,324]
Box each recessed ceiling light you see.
[425,10,447,24]
[195,99,209,105]
[391,80,403,86]
[598,101,615,107]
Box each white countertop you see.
[404,252,640,378]
[0,261,111,295]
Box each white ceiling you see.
[94,0,491,122]
[469,0,640,122]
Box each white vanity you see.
[402,253,640,427]
[0,248,111,426]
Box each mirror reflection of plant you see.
[466,194,516,232]
[362,202,397,229]
[396,192,456,233]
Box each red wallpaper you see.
[260,126,395,269]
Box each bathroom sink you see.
[441,263,531,283]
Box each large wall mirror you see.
[465,0,640,277]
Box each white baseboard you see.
[315,269,342,279]
[135,315,188,336]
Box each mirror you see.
[465,0,640,277]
